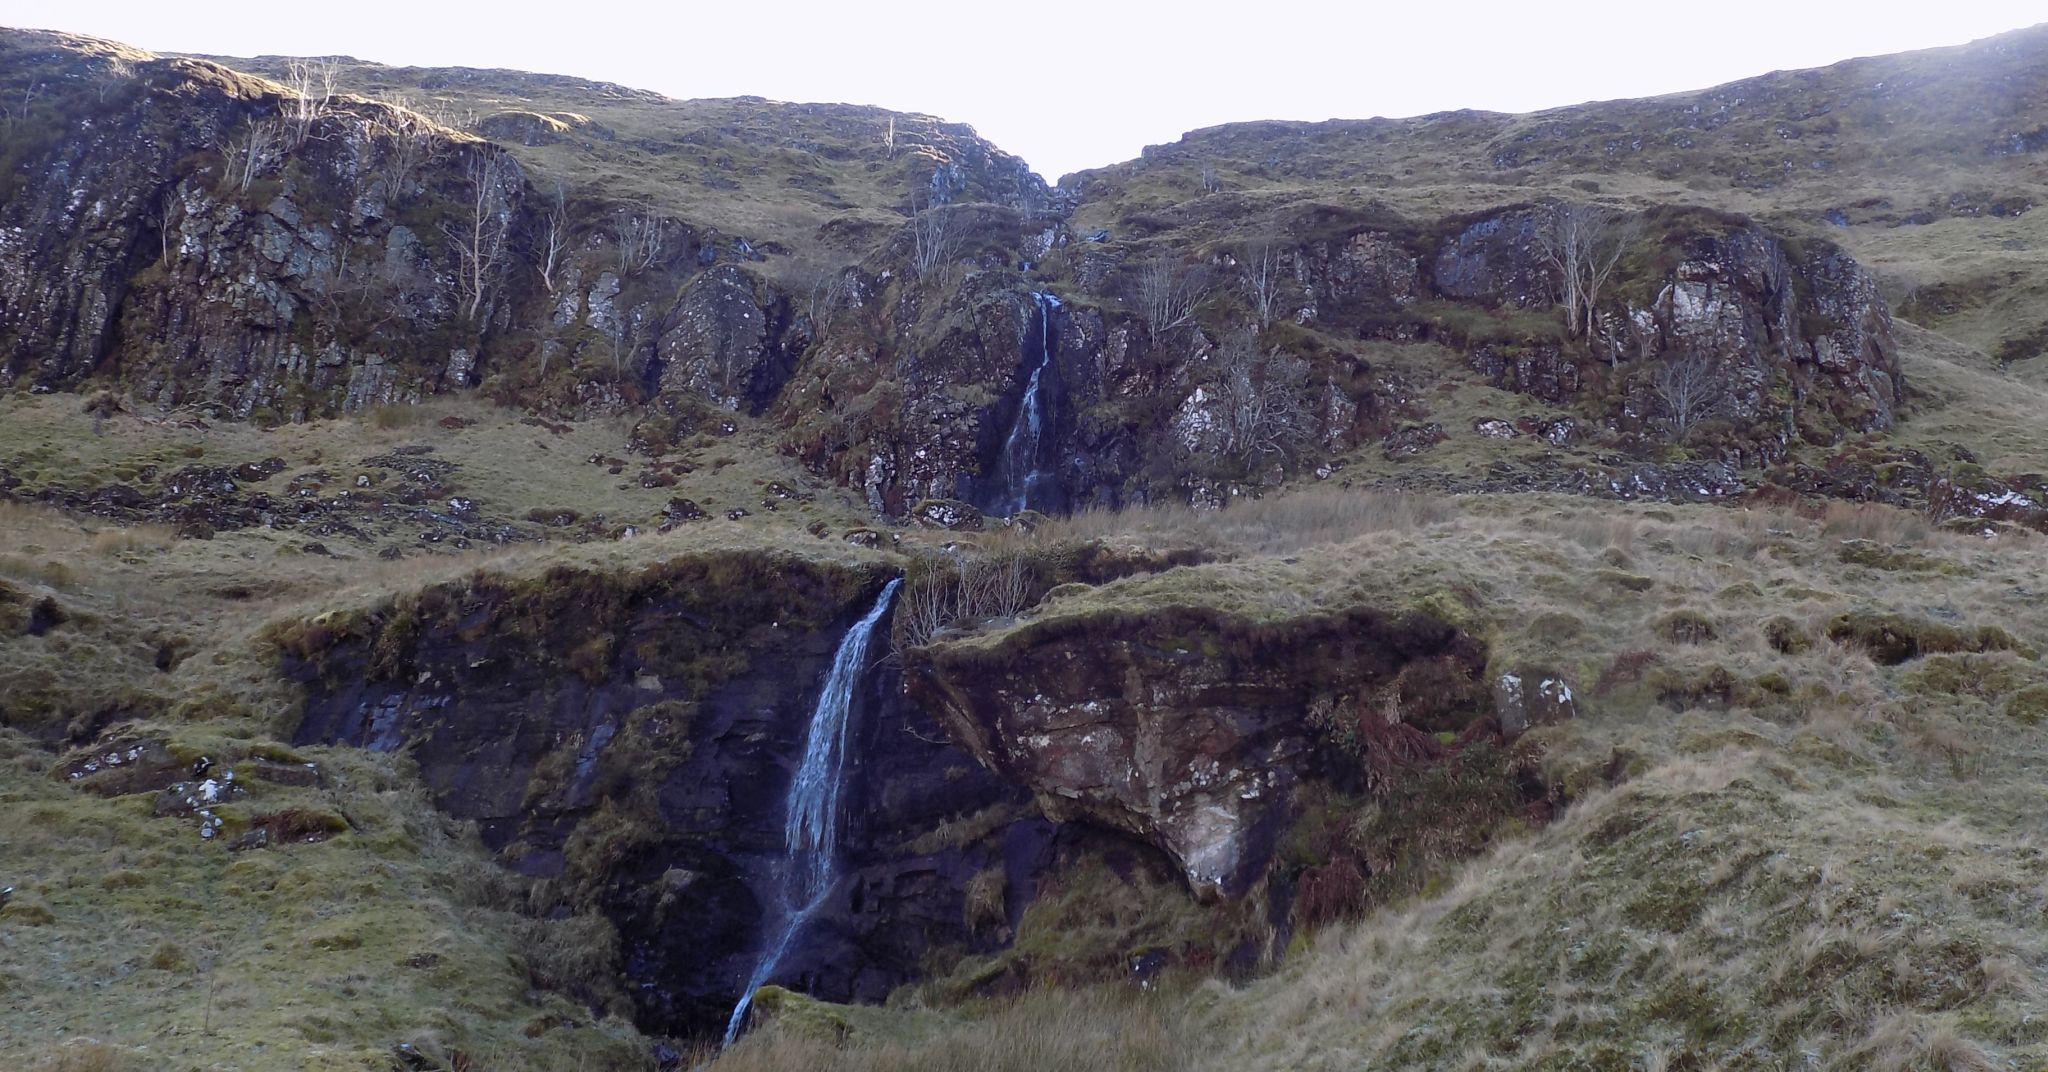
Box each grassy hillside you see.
[194,52,1042,256]
[713,489,2048,1071]
[8,20,2048,1072]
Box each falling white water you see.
[990,291,1061,516]
[721,577,901,1046]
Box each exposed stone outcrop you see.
[652,264,794,413]
[907,605,1491,899]
[0,33,531,416]
[280,552,1046,1038]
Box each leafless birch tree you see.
[1239,239,1286,333]
[220,117,285,193]
[1135,256,1213,343]
[1217,329,1312,466]
[446,149,513,322]
[1651,352,1726,444]
[1535,202,1638,340]
[908,193,961,280]
[534,181,570,293]
[281,57,338,148]
[611,207,666,275]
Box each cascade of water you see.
[721,578,902,1046]
[990,291,1060,516]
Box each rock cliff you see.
[906,603,1495,899]
[0,28,1917,520]
[280,551,1052,1037]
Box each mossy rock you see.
[1656,609,1717,645]
[1762,615,1811,655]
[748,985,861,1042]
[1825,611,2033,666]
[2005,685,2048,726]
[1594,569,1655,593]
[1835,539,1957,574]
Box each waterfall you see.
[988,291,1061,516]
[721,577,902,1046]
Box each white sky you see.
[7,1,2042,179]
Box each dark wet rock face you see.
[281,553,1041,1038]
[907,606,1491,899]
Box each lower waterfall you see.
[721,577,903,1045]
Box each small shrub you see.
[1295,855,1367,927]
[964,864,1007,934]
[146,939,193,972]
[1527,611,1585,643]
[1596,648,1662,695]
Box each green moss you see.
[2004,685,2048,726]
[1655,609,1717,644]
[1825,611,2033,666]
[1762,615,1811,655]
[1835,540,1961,575]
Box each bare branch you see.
[280,57,338,148]
[1649,352,1727,444]
[1216,328,1313,466]
[219,117,285,193]
[908,192,962,280]
[1534,203,1638,340]
[611,207,666,275]
[1134,256,1213,344]
[1238,239,1286,333]
[535,181,570,294]
[444,149,513,323]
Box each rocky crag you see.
[1,27,1960,525]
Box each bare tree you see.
[220,117,285,193]
[1239,239,1286,333]
[445,149,514,323]
[1200,165,1222,194]
[280,57,339,148]
[1650,352,1727,444]
[897,549,1033,648]
[883,115,896,157]
[534,181,570,294]
[908,193,962,280]
[370,101,442,200]
[1134,256,1214,343]
[609,304,651,375]
[783,260,850,334]
[1216,329,1313,466]
[4,81,43,137]
[611,207,666,275]
[1534,202,1638,340]
[1620,307,1660,369]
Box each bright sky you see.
[6,1,2042,179]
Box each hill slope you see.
[5,22,2048,1072]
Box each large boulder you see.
[653,264,792,413]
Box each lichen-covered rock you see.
[653,265,792,413]
[1493,670,1578,738]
